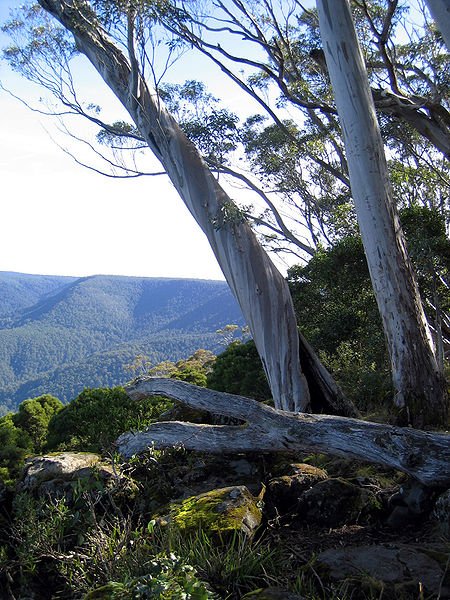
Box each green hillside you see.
[0,272,77,319]
[0,273,244,412]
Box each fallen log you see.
[116,378,450,488]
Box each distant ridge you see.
[0,272,244,412]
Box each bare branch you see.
[116,378,450,488]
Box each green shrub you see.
[0,413,33,484]
[288,237,390,410]
[84,554,215,599]
[13,394,63,452]
[207,341,271,401]
[46,387,172,453]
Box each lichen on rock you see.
[18,452,112,492]
[155,485,263,537]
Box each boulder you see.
[316,544,448,597]
[299,477,381,527]
[433,488,450,538]
[265,463,328,517]
[17,452,119,501]
[156,485,263,537]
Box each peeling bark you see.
[37,0,360,417]
[371,88,450,160]
[116,378,450,488]
[37,0,309,412]
[317,0,448,427]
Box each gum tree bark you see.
[37,0,358,417]
[425,0,450,51]
[316,0,448,427]
[116,378,450,489]
[37,0,307,412]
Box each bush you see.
[13,394,63,452]
[288,237,391,410]
[207,340,271,402]
[84,554,215,599]
[0,413,33,484]
[46,387,172,453]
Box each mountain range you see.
[0,271,244,413]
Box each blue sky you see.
[0,0,229,280]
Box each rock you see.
[265,463,328,517]
[402,482,434,515]
[385,505,411,529]
[169,453,266,498]
[316,544,447,597]
[156,485,263,537]
[299,477,381,527]
[386,482,436,529]
[18,452,114,492]
[433,488,450,538]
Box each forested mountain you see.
[0,272,244,413]
[0,271,77,318]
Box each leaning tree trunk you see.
[117,378,450,489]
[38,0,357,417]
[425,0,450,51]
[317,0,448,427]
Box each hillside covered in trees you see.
[0,272,244,413]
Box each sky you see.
[0,0,233,280]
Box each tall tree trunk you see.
[316,0,448,427]
[37,0,357,416]
[425,0,450,51]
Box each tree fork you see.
[116,378,450,489]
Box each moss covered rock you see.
[156,485,262,537]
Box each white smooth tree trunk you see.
[37,0,335,414]
[425,0,450,51]
[316,0,447,426]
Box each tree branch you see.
[117,378,450,488]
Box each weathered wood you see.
[116,378,450,488]
[317,0,448,426]
[298,331,360,418]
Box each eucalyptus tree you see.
[316,0,446,426]
[2,1,448,425]
[2,0,358,417]
[144,0,449,426]
[151,0,449,240]
[426,0,450,50]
